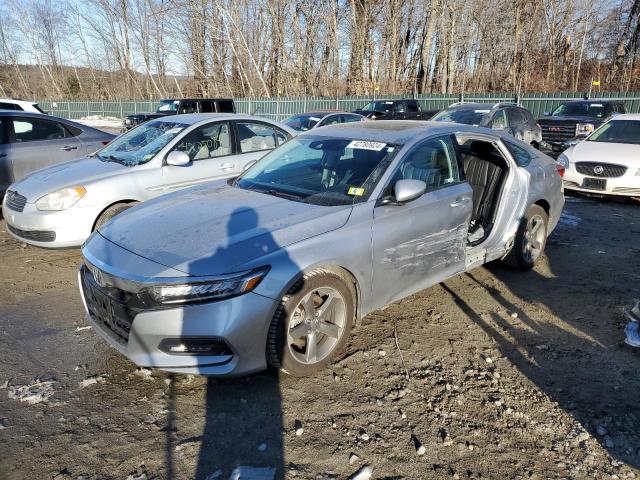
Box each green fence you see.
[37,92,640,121]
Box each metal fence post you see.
[120,101,123,119]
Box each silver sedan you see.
[2,114,295,247]
[79,121,564,376]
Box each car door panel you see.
[8,117,83,182]
[372,182,472,306]
[162,121,238,191]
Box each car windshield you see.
[432,107,490,126]
[284,114,323,131]
[360,101,394,113]
[587,120,640,145]
[96,120,187,166]
[235,136,400,206]
[157,100,179,112]
[552,102,606,118]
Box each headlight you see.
[576,123,595,135]
[35,186,86,211]
[140,267,269,305]
[557,153,570,169]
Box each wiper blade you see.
[259,188,305,202]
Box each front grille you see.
[540,122,577,142]
[81,265,138,344]
[4,190,27,212]
[7,223,55,242]
[575,162,627,178]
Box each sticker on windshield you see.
[347,187,365,196]
[166,127,182,134]
[347,140,387,151]
[474,109,490,113]
[309,116,321,121]
[590,104,603,107]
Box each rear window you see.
[0,102,20,111]
[64,123,83,137]
[217,100,235,113]
[504,141,532,167]
[12,118,67,142]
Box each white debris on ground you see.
[348,465,373,480]
[75,115,123,130]
[133,368,154,381]
[79,375,105,388]
[75,326,92,332]
[228,466,276,480]
[7,380,55,404]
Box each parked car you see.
[2,114,295,247]
[0,111,114,204]
[353,99,439,120]
[538,99,626,156]
[0,98,47,113]
[284,111,366,131]
[557,114,640,199]
[432,102,542,147]
[123,98,235,130]
[79,120,564,376]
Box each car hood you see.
[569,141,640,166]
[98,184,353,276]
[10,157,129,200]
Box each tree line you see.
[0,0,638,101]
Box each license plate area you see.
[583,178,606,190]
[87,283,114,323]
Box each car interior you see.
[458,138,509,245]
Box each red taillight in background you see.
[555,163,565,177]
[101,140,110,145]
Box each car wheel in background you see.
[502,204,548,270]
[93,202,136,231]
[267,269,355,376]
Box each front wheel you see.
[93,202,135,231]
[502,205,548,270]
[267,269,355,376]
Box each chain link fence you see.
[37,92,640,121]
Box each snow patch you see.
[8,380,55,404]
[559,210,581,228]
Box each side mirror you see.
[243,160,258,171]
[166,150,191,166]
[394,179,426,204]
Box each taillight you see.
[101,140,110,145]
[555,163,565,177]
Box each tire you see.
[93,203,134,231]
[502,204,548,270]
[267,269,355,376]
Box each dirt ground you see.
[0,194,639,480]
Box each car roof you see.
[161,98,233,102]
[299,120,492,145]
[0,98,38,106]
[560,99,622,104]
[608,113,640,121]
[0,110,64,121]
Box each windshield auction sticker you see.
[347,187,365,196]
[347,140,387,151]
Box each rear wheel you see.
[502,204,548,270]
[93,202,135,231]
[267,269,355,376]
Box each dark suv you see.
[431,102,542,147]
[537,99,626,155]
[352,99,438,120]
[123,98,235,130]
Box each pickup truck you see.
[352,99,438,120]
[123,98,235,130]
[537,99,626,156]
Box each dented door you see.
[371,182,472,306]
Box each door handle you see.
[61,145,78,151]
[450,197,470,207]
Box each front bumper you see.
[562,165,640,198]
[78,267,279,376]
[2,201,100,248]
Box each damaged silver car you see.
[79,121,564,376]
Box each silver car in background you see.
[2,114,295,247]
[284,111,366,132]
[79,121,564,377]
[0,111,114,203]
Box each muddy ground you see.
[0,195,639,480]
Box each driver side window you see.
[491,110,507,130]
[173,122,231,161]
[387,135,460,194]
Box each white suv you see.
[0,98,47,113]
